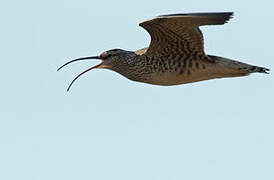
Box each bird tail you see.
[208,55,270,74]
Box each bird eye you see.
[100,52,112,59]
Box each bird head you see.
[58,49,134,91]
[98,49,132,68]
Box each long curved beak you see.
[57,56,100,71]
[57,56,105,91]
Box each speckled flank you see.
[187,70,191,75]
[196,62,199,69]
[202,64,206,69]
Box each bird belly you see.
[147,71,212,85]
[143,65,249,86]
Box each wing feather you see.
[139,12,233,59]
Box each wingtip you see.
[139,12,235,27]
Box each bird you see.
[58,12,269,91]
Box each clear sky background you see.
[0,0,273,180]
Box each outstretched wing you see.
[139,12,233,59]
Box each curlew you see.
[58,12,269,91]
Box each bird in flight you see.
[58,12,269,91]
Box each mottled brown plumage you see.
[58,12,269,91]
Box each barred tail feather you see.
[209,55,270,74]
[248,66,270,74]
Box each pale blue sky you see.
[0,0,273,179]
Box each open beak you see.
[57,56,105,91]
